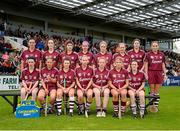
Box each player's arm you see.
[22,80,28,90]
[162,62,167,80]
[92,82,101,89]
[127,65,131,72]
[140,65,145,72]
[85,78,93,91]
[128,83,136,91]
[102,83,109,89]
[144,62,148,79]
[57,81,64,89]
[121,79,129,89]
[41,80,48,90]
[67,82,75,90]
[140,53,146,72]
[30,81,39,91]
[76,77,83,90]
[108,80,117,90]
[21,60,24,71]
[137,82,145,92]
[47,76,57,83]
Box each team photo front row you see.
[20,54,166,119]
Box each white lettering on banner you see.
[164,77,180,86]
[0,75,20,91]
[170,79,179,84]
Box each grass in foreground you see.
[0,86,180,130]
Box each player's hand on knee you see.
[26,88,30,94]
[117,88,122,94]
[135,90,139,95]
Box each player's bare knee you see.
[104,88,110,95]
[113,93,118,100]
[38,95,44,102]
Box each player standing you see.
[20,38,42,70]
[145,41,167,110]
[60,40,78,70]
[94,41,112,69]
[78,41,94,68]
[128,39,146,72]
[42,39,60,68]
[113,43,131,71]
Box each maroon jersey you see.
[41,67,58,89]
[94,52,112,69]
[145,51,165,71]
[78,51,94,65]
[113,53,131,69]
[75,66,93,89]
[20,68,39,85]
[93,68,109,87]
[129,71,145,90]
[58,69,75,87]
[42,50,60,67]
[108,68,129,88]
[128,49,146,70]
[20,49,42,68]
[60,52,78,70]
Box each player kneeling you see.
[56,58,75,116]
[38,58,58,114]
[109,58,129,118]
[76,55,93,116]
[93,57,110,117]
[128,61,146,118]
[20,57,39,101]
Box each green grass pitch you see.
[0,86,180,130]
